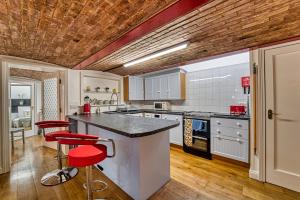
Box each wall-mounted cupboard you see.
[145,72,186,100]
[124,71,186,101]
[123,76,144,101]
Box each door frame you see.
[0,56,66,174]
[0,62,11,174]
[257,40,300,182]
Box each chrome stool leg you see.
[84,166,108,200]
[41,143,78,186]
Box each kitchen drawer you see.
[211,135,249,163]
[211,117,249,130]
[211,126,248,140]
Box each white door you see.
[135,77,144,100]
[153,76,161,100]
[168,73,180,99]
[265,43,300,192]
[43,77,59,133]
[129,77,136,100]
[160,75,169,100]
[145,78,153,100]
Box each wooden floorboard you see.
[0,136,299,200]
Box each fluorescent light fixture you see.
[123,42,189,67]
[190,75,231,82]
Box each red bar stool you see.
[35,120,81,186]
[56,134,115,200]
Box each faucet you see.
[108,92,119,111]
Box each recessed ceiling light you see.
[123,41,189,67]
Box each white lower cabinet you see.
[144,113,154,118]
[211,117,249,163]
[162,114,183,146]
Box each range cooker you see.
[183,112,214,159]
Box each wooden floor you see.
[0,136,299,200]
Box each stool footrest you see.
[83,180,108,192]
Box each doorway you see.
[10,81,41,138]
[265,42,300,192]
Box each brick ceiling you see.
[2,0,300,76]
[0,0,177,67]
[91,0,300,75]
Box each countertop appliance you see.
[183,112,213,159]
[154,102,170,110]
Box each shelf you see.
[83,90,120,94]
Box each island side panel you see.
[139,130,171,200]
[88,124,171,200]
[88,125,141,199]
[77,121,87,133]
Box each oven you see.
[183,113,212,159]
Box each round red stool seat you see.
[68,145,107,167]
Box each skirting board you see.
[249,169,260,181]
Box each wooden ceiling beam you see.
[73,0,209,70]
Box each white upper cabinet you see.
[124,76,144,101]
[145,77,153,100]
[144,71,186,100]
[152,76,161,100]
[160,75,169,99]
[168,73,181,99]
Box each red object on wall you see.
[73,0,209,70]
[241,76,250,87]
[230,105,246,115]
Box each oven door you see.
[191,136,209,152]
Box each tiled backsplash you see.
[131,63,250,114]
[173,63,250,113]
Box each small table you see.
[10,128,25,148]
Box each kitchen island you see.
[68,114,179,200]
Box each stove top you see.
[184,111,214,118]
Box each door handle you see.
[268,109,280,119]
[268,109,273,119]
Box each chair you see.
[35,120,80,186]
[55,133,115,200]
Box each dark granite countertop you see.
[141,109,185,115]
[68,114,179,138]
[104,109,250,120]
[105,109,185,115]
[212,113,250,120]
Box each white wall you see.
[173,63,250,113]
[10,85,31,99]
[132,63,250,114]
[66,69,124,115]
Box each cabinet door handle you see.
[217,121,221,125]
[237,122,242,127]
[217,130,221,134]
[237,131,241,136]
[236,138,242,143]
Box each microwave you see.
[154,102,170,110]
